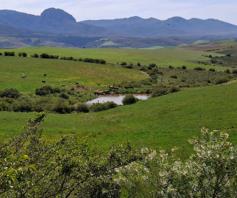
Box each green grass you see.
[1,47,224,69]
[0,82,237,157]
[0,56,147,92]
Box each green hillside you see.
[0,81,236,157]
[0,56,147,92]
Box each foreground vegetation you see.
[0,115,236,197]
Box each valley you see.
[0,41,237,157]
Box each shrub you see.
[151,86,170,97]
[4,51,15,56]
[225,69,231,74]
[232,69,237,75]
[77,104,89,113]
[40,53,59,59]
[120,62,128,66]
[90,102,117,112]
[182,66,187,70]
[0,88,20,99]
[83,58,106,64]
[31,53,39,58]
[18,52,27,57]
[170,86,180,93]
[60,56,74,61]
[122,95,138,105]
[13,101,33,112]
[215,78,229,84]
[59,93,69,99]
[35,86,61,96]
[194,67,205,71]
[209,68,216,72]
[170,75,178,79]
[116,128,237,197]
[53,101,73,114]
[148,63,157,69]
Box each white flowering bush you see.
[115,128,237,197]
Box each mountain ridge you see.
[0,8,237,48]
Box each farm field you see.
[1,46,226,69]
[0,81,237,157]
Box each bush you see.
[225,69,231,74]
[116,128,237,197]
[122,95,138,105]
[232,69,237,75]
[152,86,169,97]
[53,101,73,114]
[35,86,61,96]
[83,58,106,64]
[215,78,229,84]
[59,93,69,99]
[13,100,33,112]
[209,68,216,72]
[90,102,117,112]
[120,62,127,66]
[194,67,205,71]
[18,52,27,57]
[77,104,89,113]
[148,63,157,69]
[40,53,59,59]
[31,53,39,58]
[170,75,178,79]
[0,88,20,99]
[4,51,15,56]
[170,86,180,93]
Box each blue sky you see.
[0,0,236,24]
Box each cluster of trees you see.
[0,51,107,65]
[0,86,144,114]
[0,115,236,197]
[0,88,21,99]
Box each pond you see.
[86,94,150,106]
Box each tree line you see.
[0,51,107,65]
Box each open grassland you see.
[0,56,147,92]
[0,82,237,157]
[1,47,225,69]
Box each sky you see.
[0,0,236,24]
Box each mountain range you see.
[0,8,237,48]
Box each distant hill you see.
[82,16,237,37]
[0,8,237,48]
[0,8,108,36]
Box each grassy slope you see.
[0,56,147,92]
[0,82,237,157]
[2,47,224,69]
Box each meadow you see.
[0,81,237,157]
[0,56,147,92]
[1,46,225,69]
